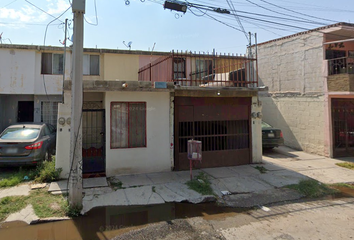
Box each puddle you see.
[329,185,354,198]
[0,202,246,240]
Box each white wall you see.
[55,92,72,178]
[105,91,171,176]
[0,48,35,94]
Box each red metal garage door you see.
[174,97,251,170]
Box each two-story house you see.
[255,22,354,158]
[0,44,263,178]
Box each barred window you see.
[41,101,59,126]
[111,102,146,148]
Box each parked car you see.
[0,123,56,166]
[262,121,284,149]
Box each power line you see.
[1,0,18,8]
[244,0,332,25]
[84,0,99,26]
[258,0,337,23]
[226,0,249,41]
[25,0,65,23]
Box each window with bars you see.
[111,102,146,148]
[173,57,186,79]
[83,54,100,75]
[41,53,64,74]
[41,101,59,126]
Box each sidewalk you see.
[2,146,354,223]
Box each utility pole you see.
[62,18,68,103]
[69,0,85,208]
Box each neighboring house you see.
[56,49,263,178]
[0,45,65,131]
[254,22,354,158]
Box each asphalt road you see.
[112,197,354,240]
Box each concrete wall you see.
[55,92,71,178]
[256,32,328,156]
[103,53,139,81]
[105,91,171,176]
[57,90,172,178]
[0,48,36,94]
[260,93,328,156]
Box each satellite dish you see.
[123,41,132,50]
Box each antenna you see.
[123,41,132,50]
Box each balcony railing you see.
[328,57,354,75]
[138,51,258,88]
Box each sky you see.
[0,0,353,54]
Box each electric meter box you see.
[187,140,202,161]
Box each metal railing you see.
[328,57,354,75]
[138,50,258,87]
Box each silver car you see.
[0,123,56,166]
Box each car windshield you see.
[0,128,40,140]
[262,121,272,128]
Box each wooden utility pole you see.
[69,0,85,208]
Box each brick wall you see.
[327,74,354,92]
[256,32,329,156]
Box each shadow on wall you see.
[259,92,302,151]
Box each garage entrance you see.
[332,98,354,157]
[174,97,251,170]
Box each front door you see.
[332,98,354,157]
[82,109,105,175]
[18,101,34,122]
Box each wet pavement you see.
[1,146,354,239]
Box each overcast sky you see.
[0,0,353,54]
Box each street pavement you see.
[1,146,354,223]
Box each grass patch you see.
[286,179,337,198]
[336,162,354,170]
[0,196,29,221]
[0,159,62,188]
[0,189,67,221]
[254,166,268,174]
[186,172,214,196]
[29,189,67,218]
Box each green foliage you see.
[286,179,337,198]
[30,158,62,183]
[64,204,82,218]
[329,183,354,189]
[336,162,354,170]
[186,172,214,196]
[254,166,268,174]
[0,189,68,221]
[0,167,30,188]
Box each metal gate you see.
[174,97,251,170]
[332,98,354,157]
[82,109,105,174]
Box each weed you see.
[336,162,354,170]
[186,172,214,196]
[107,177,124,190]
[286,179,337,198]
[29,189,67,218]
[65,204,82,218]
[30,158,62,183]
[152,186,156,193]
[254,166,268,174]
